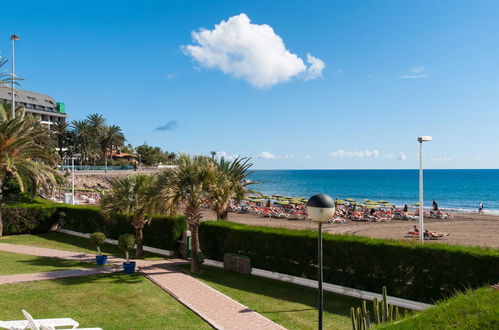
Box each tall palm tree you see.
[156,154,216,272]
[101,174,159,257]
[86,113,106,134]
[0,57,11,88]
[71,120,99,164]
[100,124,125,170]
[0,105,60,236]
[211,157,255,220]
[52,122,70,160]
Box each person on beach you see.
[403,204,408,212]
[478,201,484,214]
[433,200,439,211]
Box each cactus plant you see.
[350,286,401,329]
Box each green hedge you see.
[199,221,499,303]
[2,201,186,250]
[2,202,60,235]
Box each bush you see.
[2,200,186,251]
[199,221,499,303]
[90,232,106,248]
[2,202,60,235]
[118,234,136,252]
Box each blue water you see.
[248,170,499,213]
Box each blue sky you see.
[1,0,498,169]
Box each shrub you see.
[90,232,106,255]
[2,202,59,235]
[2,200,186,251]
[119,234,135,263]
[199,221,499,303]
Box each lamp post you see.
[417,136,432,243]
[306,193,336,330]
[10,34,20,119]
[71,153,81,205]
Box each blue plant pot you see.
[95,255,108,265]
[123,261,136,274]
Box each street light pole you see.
[10,34,20,119]
[418,136,432,243]
[307,194,335,330]
[317,222,323,329]
[71,157,75,205]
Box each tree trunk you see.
[135,226,144,258]
[190,224,199,273]
[217,209,229,220]
[0,184,3,237]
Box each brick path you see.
[0,243,285,330]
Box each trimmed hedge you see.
[2,202,59,235]
[2,201,186,251]
[199,221,499,303]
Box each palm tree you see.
[101,174,159,258]
[71,120,99,164]
[0,105,60,236]
[100,124,125,171]
[0,57,11,88]
[52,122,70,160]
[156,154,216,272]
[211,157,255,220]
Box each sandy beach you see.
[201,210,499,249]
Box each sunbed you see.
[0,310,102,330]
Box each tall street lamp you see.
[306,193,336,330]
[71,154,81,205]
[10,34,20,119]
[417,136,432,243]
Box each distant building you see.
[0,87,67,128]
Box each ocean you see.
[247,169,499,214]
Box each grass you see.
[0,251,94,275]
[0,273,211,329]
[378,287,499,330]
[0,232,163,260]
[178,264,364,330]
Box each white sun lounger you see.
[0,310,102,330]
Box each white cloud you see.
[431,157,452,162]
[305,53,325,80]
[182,13,325,88]
[385,152,408,161]
[215,151,239,161]
[327,150,379,158]
[256,151,294,160]
[401,66,428,79]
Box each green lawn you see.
[179,264,364,330]
[0,273,210,329]
[378,287,499,330]
[0,232,163,260]
[0,251,95,275]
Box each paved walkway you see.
[0,243,285,330]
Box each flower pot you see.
[123,261,136,274]
[95,255,108,265]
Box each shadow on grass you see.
[178,264,360,317]
[1,232,162,260]
[50,272,145,286]
[17,256,94,269]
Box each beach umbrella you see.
[353,202,364,206]
[367,205,378,209]
[335,200,346,205]
[363,199,371,202]
[366,201,379,205]
[378,200,389,204]
[413,202,420,206]
[345,198,356,202]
